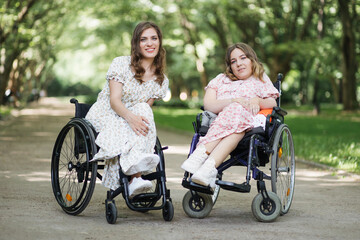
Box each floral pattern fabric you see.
[85,56,169,190]
[198,73,279,146]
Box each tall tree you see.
[0,0,70,105]
[0,0,37,104]
[338,0,358,110]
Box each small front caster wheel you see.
[106,201,117,224]
[182,191,213,219]
[252,191,281,222]
[163,200,174,221]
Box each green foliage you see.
[154,99,203,109]
[1,0,359,110]
[47,78,100,97]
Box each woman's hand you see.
[232,97,259,114]
[109,80,150,136]
[126,113,150,136]
[249,97,260,115]
[231,97,249,109]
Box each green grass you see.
[153,107,200,133]
[0,105,12,120]
[286,115,360,173]
[153,106,360,173]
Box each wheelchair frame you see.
[181,73,295,222]
[51,99,174,224]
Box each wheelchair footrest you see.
[182,179,214,195]
[216,180,251,193]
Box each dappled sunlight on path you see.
[1,97,360,240]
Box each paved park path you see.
[0,97,359,240]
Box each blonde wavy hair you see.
[224,43,265,82]
[130,21,166,85]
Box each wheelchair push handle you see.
[70,98,78,104]
[275,73,283,107]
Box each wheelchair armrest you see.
[269,106,286,125]
[273,106,287,117]
[194,113,202,133]
[194,111,218,135]
[198,126,209,136]
[264,106,288,140]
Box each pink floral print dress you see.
[85,56,169,190]
[198,73,279,146]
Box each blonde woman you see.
[181,43,279,187]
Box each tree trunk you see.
[312,0,325,115]
[329,77,340,103]
[0,50,19,105]
[338,0,358,110]
[312,76,320,115]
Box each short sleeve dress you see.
[198,73,279,146]
[85,56,169,190]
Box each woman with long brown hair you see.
[85,22,169,198]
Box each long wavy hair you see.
[130,21,166,85]
[224,43,265,82]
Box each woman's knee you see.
[131,102,153,116]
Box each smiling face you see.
[139,27,160,60]
[229,48,253,80]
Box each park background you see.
[1,0,359,173]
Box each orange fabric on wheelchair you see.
[257,108,272,116]
[258,108,273,123]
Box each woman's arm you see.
[146,98,155,106]
[249,97,277,115]
[109,80,149,136]
[258,97,277,109]
[203,88,232,114]
[250,97,277,109]
[204,88,249,114]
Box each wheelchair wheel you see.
[51,118,98,215]
[182,191,213,218]
[162,200,174,221]
[270,124,295,215]
[251,191,281,222]
[106,201,117,224]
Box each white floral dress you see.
[198,73,279,146]
[85,56,169,190]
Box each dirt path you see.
[0,98,359,240]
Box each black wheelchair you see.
[51,99,174,224]
[181,74,295,222]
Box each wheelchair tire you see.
[162,200,174,221]
[182,191,213,219]
[270,124,295,215]
[51,118,98,215]
[106,201,117,224]
[251,191,281,222]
